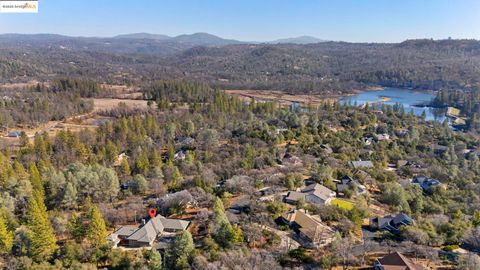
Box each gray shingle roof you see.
[302,183,335,201]
[114,226,138,237]
[125,215,170,243]
[350,160,374,168]
[159,216,190,231]
[120,214,190,245]
[126,220,163,244]
[285,191,305,202]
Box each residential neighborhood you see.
[1,2,480,269]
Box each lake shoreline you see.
[340,87,446,123]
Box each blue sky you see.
[0,0,479,42]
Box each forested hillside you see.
[0,36,479,93]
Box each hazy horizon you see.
[0,32,478,44]
[0,0,479,43]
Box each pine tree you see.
[29,162,44,197]
[0,212,13,254]
[212,197,237,247]
[13,161,28,181]
[29,162,48,220]
[150,149,163,170]
[105,140,119,163]
[68,213,85,243]
[135,150,150,175]
[26,197,58,262]
[168,231,194,270]
[86,204,107,247]
[232,224,244,244]
[167,144,175,164]
[213,197,226,218]
[120,158,131,176]
[148,249,163,270]
[185,151,195,164]
[170,167,183,191]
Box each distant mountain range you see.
[0,32,327,56]
[113,33,171,40]
[113,32,326,45]
[268,36,326,44]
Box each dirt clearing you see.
[225,89,337,106]
[92,98,150,112]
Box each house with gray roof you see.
[349,160,374,169]
[369,213,414,234]
[302,184,336,205]
[107,226,137,247]
[284,191,305,204]
[109,214,190,248]
[7,131,22,138]
[411,175,442,192]
[158,216,190,232]
[126,217,164,247]
[284,183,335,206]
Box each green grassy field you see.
[331,198,354,210]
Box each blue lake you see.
[340,87,446,122]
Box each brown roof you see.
[289,210,335,242]
[377,252,427,270]
[294,209,322,229]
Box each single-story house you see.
[302,183,336,205]
[374,252,426,270]
[125,216,165,247]
[109,214,190,248]
[284,183,335,206]
[336,176,367,195]
[369,213,414,233]
[282,209,335,248]
[349,160,374,169]
[411,176,442,192]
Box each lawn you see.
[331,198,354,210]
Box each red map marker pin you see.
[148,208,156,219]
